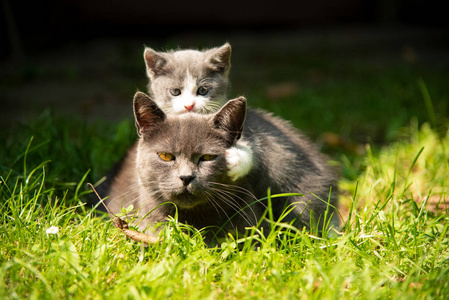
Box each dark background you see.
[1,0,448,132]
[2,0,448,60]
[1,0,449,190]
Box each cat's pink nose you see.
[184,104,194,112]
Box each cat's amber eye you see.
[197,87,208,96]
[200,154,217,161]
[158,152,175,161]
[169,88,181,96]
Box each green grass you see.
[1,35,449,298]
[1,102,448,299]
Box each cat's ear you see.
[206,43,231,75]
[144,47,168,79]
[133,92,166,136]
[210,96,246,147]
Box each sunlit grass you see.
[1,105,448,299]
[2,31,449,298]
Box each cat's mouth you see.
[170,189,207,209]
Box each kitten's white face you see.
[167,70,222,114]
[144,44,231,115]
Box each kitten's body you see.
[104,93,339,240]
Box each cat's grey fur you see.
[143,44,254,182]
[102,92,339,240]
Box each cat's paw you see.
[225,141,253,181]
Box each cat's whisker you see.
[210,182,267,209]
[203,190,222,216]
[210,181,255,195]
[107,192,139,209]
[210,182,261,212]
[105,182,150,211]
[208,187,256,227]
[210,187,258,224]
[210,192,247,229]
[204,191,237,233]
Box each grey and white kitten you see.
[104,92,339,240]
[143,44,252,181]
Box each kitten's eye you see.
[200,154,217,161]
[197,87,208,96]
[170,88,181,96]
[158,152,175,161]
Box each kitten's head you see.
[144,43,231,114]
[133,92,246,209]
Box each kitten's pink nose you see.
[184,104,194,112]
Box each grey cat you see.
[143,44,253,181]
[103,92,339,241]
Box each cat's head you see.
[144,43,231,114]
[133,92,246,209]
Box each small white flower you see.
[46,226,59,234]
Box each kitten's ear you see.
[133,92,166,136]
[210,96,246,147]
[144,47,168,79]
[206,43,232,75]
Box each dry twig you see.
[88,183,159,245]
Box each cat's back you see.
[243,107,337,192]
[244,107,328,162]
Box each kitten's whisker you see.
[203,101,223,113]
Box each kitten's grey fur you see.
[103,92,339,241]
[144,44,231,114]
